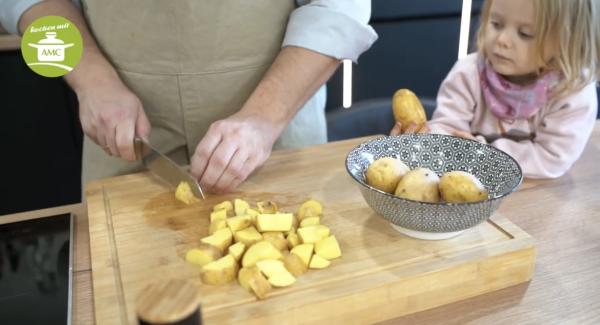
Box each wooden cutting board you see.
[86,136,536,325]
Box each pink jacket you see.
[429,53,598,179]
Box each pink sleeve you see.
[428,56,481,136]
[491,83,598,179]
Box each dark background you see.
[1,0,597,215]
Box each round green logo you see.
[21,16,83,78]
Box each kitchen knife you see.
[134,138,205,200]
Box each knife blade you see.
[134,138,205,200]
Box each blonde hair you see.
[477,0,600,98]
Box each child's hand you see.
[451,130,477,141]
[390,121,430,136]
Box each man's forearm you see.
[240,46,340,126]
[19,0,119,94]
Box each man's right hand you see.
[77,78,151,161]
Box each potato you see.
[234,198,250,216]
[228,242,246,262]
[256,260,296,287]
[200,228,233,253]
[226,215,252,232]
[314,235,342,260]
[246,208,260,224]
[392,88,427,132]
[234,226,263,247]
[256,213,293,232]
[286,233,301,249]
[297,199,323,221]
[257,201,278,214]
[175,181,199,204]
[394,167,440,203]
[201,255,238,285]
[185,244,223,267]
[439,171,489,203]
[209,209,227,223]
[300,217,320,228]
[262,232,289,252]
[213,200,233,216]
[208,218,227,235]
[297,225,330,244]
[290,243,314,267]
[366,157,410,194]
[242,241,283,267]
[238,266,272,299]
[283,253,308,276]
[309,254,330,269]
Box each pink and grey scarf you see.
[479,58,559,120]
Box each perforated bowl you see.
[345,134,522,240]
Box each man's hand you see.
[77,78,150,160]
[190,112,279,193]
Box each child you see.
[391,0,599,179]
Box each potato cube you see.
[234,226,263,247]
[256,213,293,232]
[228,242,246,262]
[208,219,227,235]
[185,244,222,267]
[309,254,330,269]
[201,254,238,285]
[175,182,199,204]
[213,200,233,215]
[257,201,278,214]
[256,260,296,287]
[315,235,342,260]
[297,199,323,220]
[299,217,320,228]
[242,241,283,267]
[286,233,300,249]
[238,266,272,299]
[283,253,307,276]
[290,243,313,267]
[234,198,250,216]
[210,209,228,223]
[297,225,330,244]
[200,228,233,253]
[226,215,252,232]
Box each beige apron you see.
[80,0,327,186]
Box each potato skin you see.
[392,89,427,131]
[365,157,410,193]
[394,167,440,203]
[439,171,488,203]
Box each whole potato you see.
[439,171,488,203]
[366,157,410,193]
[394,167,440,203]
[392,89,427,132]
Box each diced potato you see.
[297,225,330,244]
[297,199,323,221]
[175,181,199,204]
[210,209,228,223]
[283,253,307,276]
[200,228,233,253]
[309,254,330,269]
[208,219,227,235]
[257,201,278,214]
[262,232,288,252]
[290,243,314,267]
[300,217,320,228]
[226,215,252,232]
[201,255,238,285]
[256,260,296,287]
[238,266,272,299]
[228,242,246,262]
[246,208,259,224]
[185,244,222,267]
[286,233,300,249]
[256,213,293,232]
[234,198,250,216]
[315,235,342,260]
[213,200,233,216]
[234,226,263,247]
[242,241,283,267]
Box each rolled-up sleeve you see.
[283,0,378,63]
[0,0,41,34]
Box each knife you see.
[134,138,205,200]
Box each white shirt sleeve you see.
[0,0,42,34]
[283,0,378,63]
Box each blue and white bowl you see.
[345,134,523,240]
